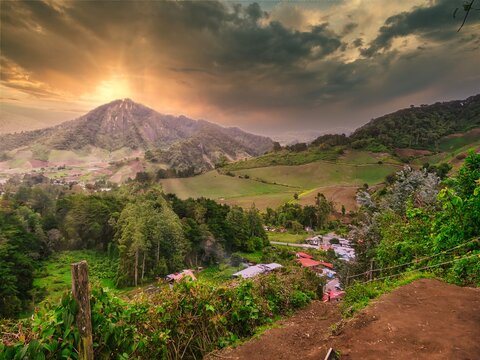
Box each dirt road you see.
[216,279,480,360]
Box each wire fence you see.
[363,253,479,283]
[345,237,479,285]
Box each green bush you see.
[1,268,322,359]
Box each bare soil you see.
[298,185,359,212]
[395,148,432,158]
[215,279,480,360]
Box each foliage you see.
[1,268,322,359]
[0,205,41,318]
[116,188,187,287]
[34,250,119,304]
[350,95,480,150]
[263,195,333,231]
[344,152,480,288]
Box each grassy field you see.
[223,148,340,171]
[437,128,480,152]
[267,232,307,244]
[232,161,398,189]
[160,170,294,200]
[196,264,242,285]
[159,150,400,210]
[34,250,118,304]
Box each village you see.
[164,232,355,302]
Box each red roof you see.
[297,258,322,267]
[296,252,313,259]
[318,261,334,269]
[296,258,334,269]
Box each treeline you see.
[0,178,268,317]
[263,192,335,231]
[269,95,480,155]
[341,152,480,286]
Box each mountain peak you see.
[0,99,274,163]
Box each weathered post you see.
[71,261,94,360]
[369,259,374,282]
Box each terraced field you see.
[160,155,400,210]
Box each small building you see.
[305,235,322,246]
[318,261,334,269]
[296,252,313,259]
[165,269,197,283]
[297,255,334,270]
[297,258,322,268]
[232,263,283,279]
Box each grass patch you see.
[341,272,436,317]
[196,264,241,285]
[223,148,340,171]
[159,170,292,199]
[268,232,307,244]
[235,250,264,263]
[232,161,398,189]
[33,250,118,304]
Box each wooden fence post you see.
[369,259,374,281]
[71,261,94,360]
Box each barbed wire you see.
[361,253,480,284]
[346,237,479,280]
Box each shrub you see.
[1,268,322,359]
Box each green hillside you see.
[160,151,400,210]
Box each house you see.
[318,261,334,269]
[297,258,322,268]
[232,263,283,279]
[165,269,197,283]
[296,253,334,270]
[305,235,322,246]
[296,252,313,259]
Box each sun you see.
[94,77,132,103]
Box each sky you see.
[0,0,479,137]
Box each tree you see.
[116,190,186,286]
[315,193,333,229]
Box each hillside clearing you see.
[231,161,399,189]
[159,170,294,200]
[159,160,398,210]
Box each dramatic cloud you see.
[0,0,479,135]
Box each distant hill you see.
[349,94,480,151]
[0,99,273,173]
[220,94,480,172]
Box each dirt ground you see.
[298,185,359,212]
[214,279,480,360]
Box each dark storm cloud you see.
[361,0,480,57]
[342,22,358,35]
[0,0,479,133]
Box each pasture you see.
[159,154,400,210]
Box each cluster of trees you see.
[345,152,480,285]
[267,95,479,157]
[263,193,334,231]
[167,195,268,258]
[349,95,480,151]
[0,176,270,316]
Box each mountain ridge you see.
[0,99,274,173]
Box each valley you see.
[2,2,480,359]
[1,96,479,360]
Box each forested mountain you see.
[349,94,480,150]
[0,99,273,172]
